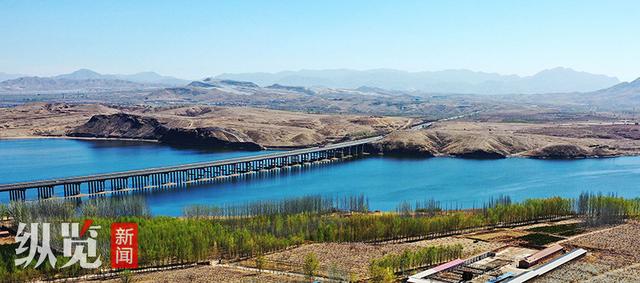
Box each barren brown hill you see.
[522,144,591,159]
[69,113,265,150]
[0,103,119,137]
[0,103,412,148]
[3,103,640,158]
[372,121,640,158]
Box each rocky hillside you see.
[0,103,410,149]
[68,113,263,150]
[161,127,262,150]
[69,113,167,140]
[370,129,532,158]
[521,144,591,159]
[371,122,639,159]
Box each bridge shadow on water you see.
[127,159,351,200]
[0,157,362,209]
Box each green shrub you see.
[370,244,463,274]
[303,252,319,280]
[369,265,395,283]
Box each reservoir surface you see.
[2,139,640,216]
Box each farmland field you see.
[238,237,504,280]
[537,222,640,282]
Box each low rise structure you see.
[518,244,564,268]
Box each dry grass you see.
[241,237,504,280]
[536,222,640,282]
[94,265,301,283]
[0,103,118,137]
[568,222,640,260]
[536,253,628,283]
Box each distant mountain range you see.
[0,69,188,86]
[54,69,189,86]
[216,67,620,95]
[0,72,28,82]
[0,68,627,96]
[580,77,640,108]
[0,69,190,93]
[0,76,156,93]
[593,77,640,96]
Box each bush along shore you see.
[0,193,639,281]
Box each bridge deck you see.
[0,136,381,192]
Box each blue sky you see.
[1,0,639,80]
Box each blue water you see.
[0,139,268,183]
[2,139,640,216]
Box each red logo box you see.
[110,223,138,269]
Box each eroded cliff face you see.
[521,144,592,159]
[161,127,263,150]
[68,113,167,140]
[67,113,264,150]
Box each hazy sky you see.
[1,0,639,81]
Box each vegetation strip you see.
[0,192,638,281]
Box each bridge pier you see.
[88,180,105,194]
[1,137,379,201]
[37,186,54,199]
[132,176,138,189]
[141,175,147,189]
[63,183,81,197]
[110,178,119,191]
[151,174,158,187]
[9,189,26,202]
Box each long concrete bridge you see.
[0,136,381,201]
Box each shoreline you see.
[0,135,317,152]
[1,134,639,160]
[375,152,638,160]
[0,135,162,143]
